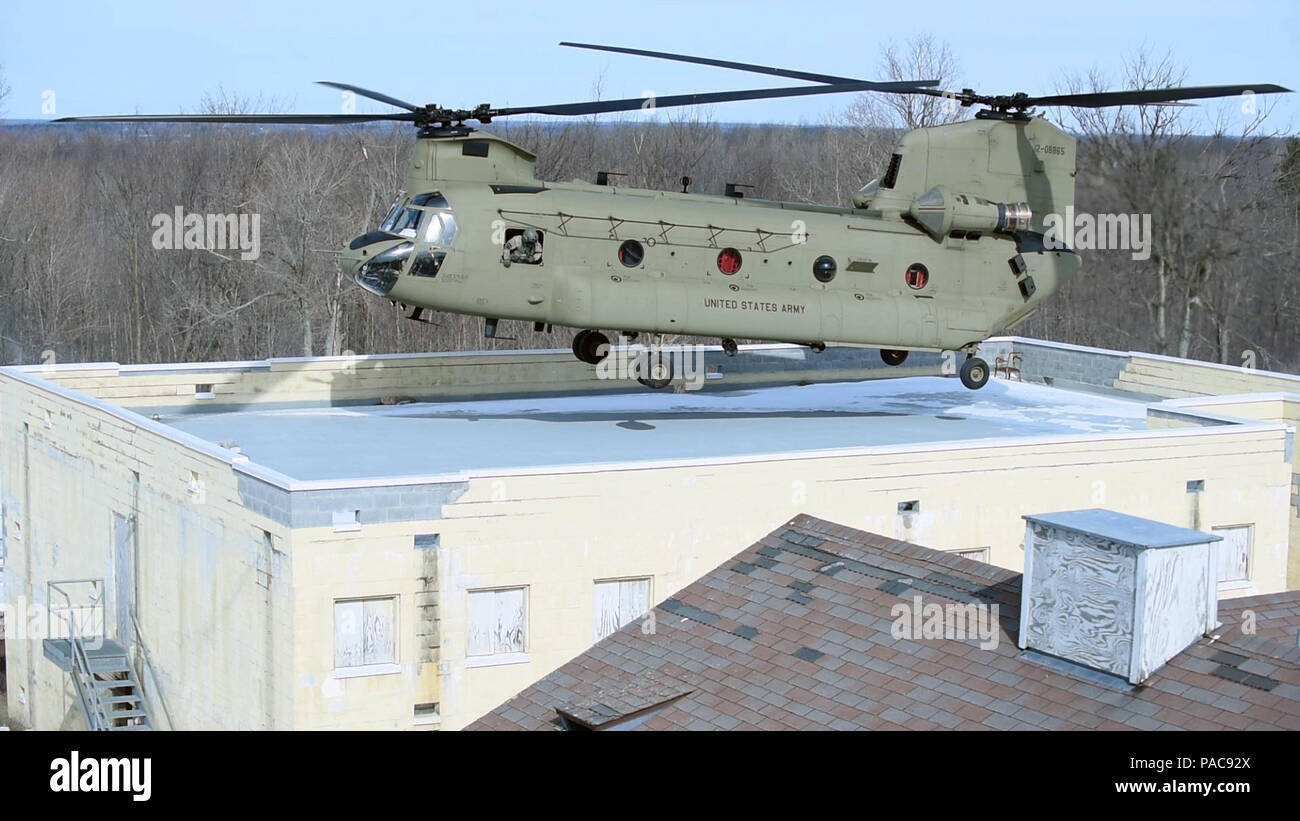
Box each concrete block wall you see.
[289,522,445,730]
[4,339,1298,731]
[978,338,1131,392]
[986,338,1300,590]
[0,372,295,730]
[1158,394,1300,589]
[432,421,1294,728]
[984,336,1300,400]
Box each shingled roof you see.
[468,514,1300,731]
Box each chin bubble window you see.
[357,241,413,295]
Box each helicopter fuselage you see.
[342,116,1082,354]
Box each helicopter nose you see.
[343,231,395,273]
[345,234,413,296]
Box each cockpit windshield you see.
[379,191,455,245]
[382,202,422,238]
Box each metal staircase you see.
[69,637,152,731]
[43,579,153,731]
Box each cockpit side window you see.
[379,200,405,232]
[424,212,458,246]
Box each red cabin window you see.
[717,248,743,275]
[905,262,929,290]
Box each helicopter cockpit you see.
[351,191,458,295]
[378,192,459,242]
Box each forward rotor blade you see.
[559,41,938,90]
[1027,83,1291,108]
[492,80,932,118]
[317,81,421,112]
[54,112,417,124]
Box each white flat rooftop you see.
[158,376,1151,482]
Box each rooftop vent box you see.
[1019,509,1221,685]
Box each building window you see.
[334,596,397,674]
[951,547,990,564]
[467,587,527,661]
[593,577,651,642]
[1212,525,1253,584]
[413,702,440,726]
[332,509,361,533]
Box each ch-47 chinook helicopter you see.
[59,43,1289,389]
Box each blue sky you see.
[1,0,1295,133]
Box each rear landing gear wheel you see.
[880,349,908,367]
[721,338,738,357]
[572,329,610,365]
[959,356,989,390]
[633,349,673,389]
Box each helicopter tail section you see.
[858,116,1077,238]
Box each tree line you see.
[0,42,1295,371]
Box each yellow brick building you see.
[0,339,1295,730]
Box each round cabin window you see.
[905,262,929,290]
[717,248,743,275]
[618,240,644,267]
[813,255,837,283]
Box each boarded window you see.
[332,509,361,533]
[334,597,397,669]
[1212,525,1252,583]
[952,547,990,564]
[467,587,527,656]
[593,578,651,643]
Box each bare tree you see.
[1061,51,1281,362]
[1,50,1294,372]
[845,35,967,132]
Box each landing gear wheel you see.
[572,330,610,365]
[880,349,908,367]
[721,338,738,357]
[959,356,989,390]
[633,349,673,389]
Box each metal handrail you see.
[68,631,108,731]
[47,579,111,731]
[130,612,174,730]
[47,579,105,647]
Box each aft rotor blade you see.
[559,41,938,90]
[317,81,421,112]
[1026,83,1291,108]
[492,80,934,118]
[54,112,418,124]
